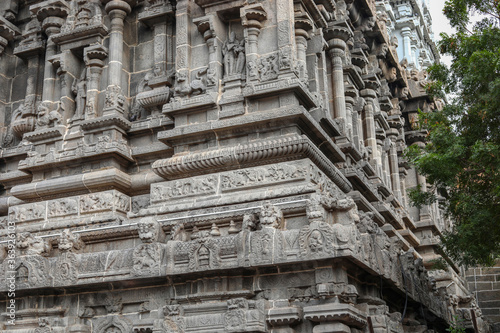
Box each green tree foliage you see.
[406,0,500,267]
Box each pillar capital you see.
[84,44,108,67]
[104,0,132,17]
[30,0,70,23]
[193,15,216,42]
[240,3,267,30]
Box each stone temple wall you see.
[0,0,491,332]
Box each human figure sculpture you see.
[222,32,245,77]
[72,69,87,120]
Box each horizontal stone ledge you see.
[153,134,352,194]
[303,302,367,328]
[10,168,131,201]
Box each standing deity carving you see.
[72,68,87,120]
[222,32,245,77]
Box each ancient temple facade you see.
[0,0,491,332]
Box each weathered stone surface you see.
[0,0,491,332]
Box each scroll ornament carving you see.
[250,227,284,263]
[299,221,335,256]
[34,318,52,333]
[188,236,220,271]
[55,251,78,285]
[224,298,247,331]
[94,315,132,333]
[5,241,52,288]
[55,229,83,285]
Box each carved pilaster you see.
[294,10,313,85]
[325,25,352,134]
[84,45,108,119]
[102,0,131,116]
[30,0,70,109]
[194,15,219,87]
[241,4,267,82]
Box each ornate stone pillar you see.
[360,85,380,167]
[11,16,44,138]
[326,26,352,134]
[194,15,219,88]
[47,50,80,123]
[345,88,357,144]
[401,26,412,63]
[387,128,402,202]
[30,0,70,105]
[241,4,267,82]
[175,0,191,78]
[84,45,108,119]
[276,0,296,77]
[294,14,312,84]
[138,1,175,74]
[102,0,131,116]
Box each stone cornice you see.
[10,168,131,201]
[152,134,352,193]
[303,302,367,328]
[0,16,21,41]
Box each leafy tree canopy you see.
[406,0,500,267]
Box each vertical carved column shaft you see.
[327,34,348,131]
[388,140,402,201]
[241,4,266,81]
[85,45,107,119]
[25,56,41,114]
[417,170,430,219]
[345,90,357,141]
[166,22,174,72]
[245,26,260,81]
[175,0,190,74]
[154,22,167,70]
[105,1,130,88]
[295,32,308,81]
[361,88,379,165]
[41,18,64,102]
[194,14,221,87]
[401,26,411,62]
[276,0,296,76]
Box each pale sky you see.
[427,0,454,66]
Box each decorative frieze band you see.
[152,134,352,193]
